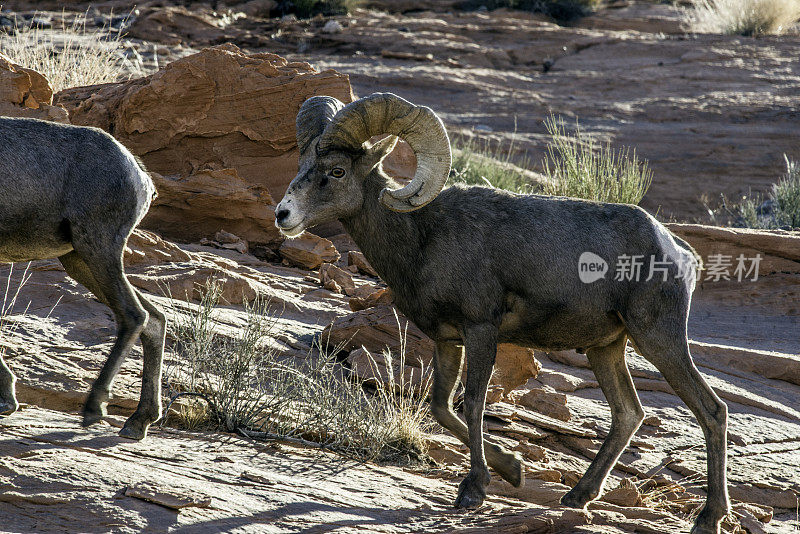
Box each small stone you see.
[642,415,661,427]
[319,263,355,294]
[125,482,211,510]
[528,468,561,482]
[490,344,541,395]
[601,478,641,507]
[279,233,340,270]
[241,471,276,485]
[512,441,548,462]
[347,250,378,277]
[322,20,343,34]
[485,385,504,404]
[323,305,432,367]
[514,385,571,422]
[349,287,394,311]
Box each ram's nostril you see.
[276,209,290,223]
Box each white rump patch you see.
[653,221,698,291]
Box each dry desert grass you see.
[0,11,139,92]
[686,0,800,36]
[166,280,433,465]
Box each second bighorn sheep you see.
[0,117,165,440]
[276,93,730,534]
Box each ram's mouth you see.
[277,220,306,238]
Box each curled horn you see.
[296,96,346,164]
[316,92,452,213]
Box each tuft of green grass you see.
[165,279,433,464]
[539,115,652,205]
[733,155,800,229]
[685,0,800,36]
[449,134,539,194]
[0,11,140,93]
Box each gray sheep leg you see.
[628,326,729,534]
[431,339,523,493]
[454,323,499,508]
[561,334,643,508]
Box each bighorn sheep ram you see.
[0,117,165,440]
[276,93,730,534]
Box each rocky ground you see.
[1,225,797,533]
[0,2,799,533]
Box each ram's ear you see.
[358,135,399,173]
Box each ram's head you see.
[275,93,452,237]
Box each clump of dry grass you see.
[540,115,652,205]
[0,264,32,347]
[0,11,140,92]
[685,0,800,36]
[165,279,433,464]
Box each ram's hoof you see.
[560,487,597,509]
[0,399,18,416]
[454,469,489,509]
[81,404,107,427]
[118,424,147,441]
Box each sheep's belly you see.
[0,234,73,263]
[499,308,625,352]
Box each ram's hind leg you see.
[60,245,148,431]
[626,321,729,534]
[561,333,644,508]
[118,289,166,440]
[430,340,523,494]
[61,251,165,440]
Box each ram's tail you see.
[669,232,702,292]
[134,155,158,201]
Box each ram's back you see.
[409,185,696,347]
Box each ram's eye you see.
[330,167,345,178]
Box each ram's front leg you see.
[455,322,498,509]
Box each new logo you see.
[578,252,608,283]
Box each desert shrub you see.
[685,0,800,36]
[539,115,652,205]
[730,156,800,229]
[449,135,538,193]
[275,0,360,17]
[0,12,138,92]
[166,280,433,464]
[460,0,600,24]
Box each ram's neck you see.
[340,170,423,303]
